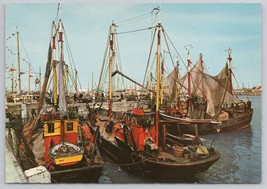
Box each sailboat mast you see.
[227,48,233,95]
[11,59,14,93]
[150,73,153,100]
[176,58,180,99]
[155,23,162,146]
[160,59,164,105]
[28,63,31,94]
[39,66,42,93]
[16,27,21,95]
[58,16,67,117]
[108,22,116,119]
[52,21,58,106]
[186,48,191,98]
[75,69,78,93]
[92,72,93,91]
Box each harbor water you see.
[98,95,262,184]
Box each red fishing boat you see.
[18,4,103,183]
[93,17,220,179]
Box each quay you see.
[6,140,27,183]
[6,135,51,183]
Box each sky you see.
[4,2,261,93]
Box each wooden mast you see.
[11,58,15,94]
[39,66,42,94]
[155,22,161,146]
[28,63,31,94]
[176,58,180,101]
[92,72,93,91]
[108,22,116,119]
[16,27,21,95]
[52,21,58,106]
[58,5,68,118]
[37,43,52,113]
[185,45,192,115]
[227,47,233,95]
[75,69,78,93]
[186,46,191,98]
[160,58,164,105]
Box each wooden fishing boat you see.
[93,16,220,179]
[18,4,103,183]
[161,50,253,135]
[96,107,220,178]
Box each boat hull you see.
[98,135,220,178]
[144,153,219,176]
[50,163,103,183]
[164,109,253,135]
[199,108,253,134]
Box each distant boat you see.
[161,49,253,134]
[93,12,220,179]
[17,4,103,183]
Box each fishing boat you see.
[17,4,103,183]
[93,12,220,179]
[161,49,253,134]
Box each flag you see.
[35,78,40,84]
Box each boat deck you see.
[96,115,116,143]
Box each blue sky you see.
[5,3,261,92]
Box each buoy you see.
[195,145,209,159]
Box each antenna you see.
[152,6,161,24]
[184,44,193,61]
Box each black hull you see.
[144,154,219,176]
[164,109,253,135]
[50,164,103,183]
[199,109,253,134]
[98,136,220,178]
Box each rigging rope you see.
[116,9,159,27]
[163,30,187,69]
[114,33,125,90]
[97,32,110,91]
[116,26,156,35]
[142,27,157,86]
[162,28,176,69]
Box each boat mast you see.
[227,47,233,95]
[28,63,31,94]
[11,56,15,93]
[75,69,78,93]
[52,21,58,106]
[58,7,68,117]
[160,58,164,105]
[108,22,116,119]
[176,58,180,101]
[155,22,162,146]
[92,72,94,91]
[16,27,21,95]
[185,45,192,98]
[39,66,42,93]
[150,73,153,100]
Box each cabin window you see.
[47,122,55,133]
[138,115,154,127]
[66,122,74,131]
[131,116,138,124]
